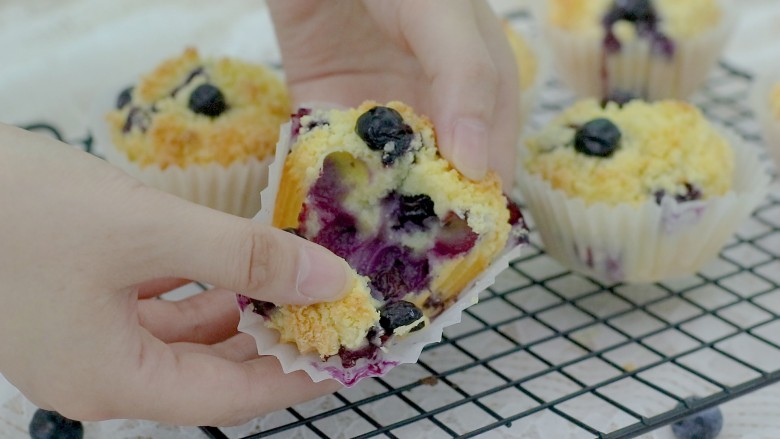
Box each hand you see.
[0,124,351,426]
[268,0,519,187]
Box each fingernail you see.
[451,118,489,181]
[297,244,351,301]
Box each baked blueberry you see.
[396,194,436,230]
[188,83,227,117]
[355,106,414,165]
[654,183,703,204]
[363,245,430,301]
[601,90,636,107]
[671,397,723,439]
[29,409,84,439]
[611,0,656,24]
[171,67,206,97]
[574,118,622,157]
[250,299,277,319]
[116,86,133,109]
[380,301,425,334]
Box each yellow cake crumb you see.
[503,21,538,92]
[106,48,290,168]
[548,0,721,39]
[524,99,734,205]
[265,275,380,358]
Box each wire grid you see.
[186,62,780,439]
[21,10,780,439]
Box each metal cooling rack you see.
[22,9,780,439]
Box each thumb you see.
[136,193,351,305]
[396,0,497,181]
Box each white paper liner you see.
[749,66,780,170]
[516,126,771,284]
[238,118,527,386]
[90,87,274,218]
[534,0,737,100]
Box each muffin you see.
[517,99,770,283]
[504,21,543,127]
[100,48,291,217]
[238,101,527,382]
[537,0,736,101]
[750,70,780,170]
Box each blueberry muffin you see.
[525,99,733,205]
[246,101,527,364]
[540,0,735,100]
[100,48,290,217]
[517,99,768,283]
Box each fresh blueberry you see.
[396,194,436,230]
[188,83,227,117]
[29,409,84,439]
[671,397,723,439]
[574,118,622,158]
[380,301,425,334]
[122,107,151,133]
[116,86,133,109]
[355,106,414,165]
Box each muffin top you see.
[279,101,512,239]
[771,83,780,119]
[547,0,722,40]
[106,48,290,168]
[524,99,733,205]
[503,22,538,92]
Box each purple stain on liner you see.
[319,360,400,387]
